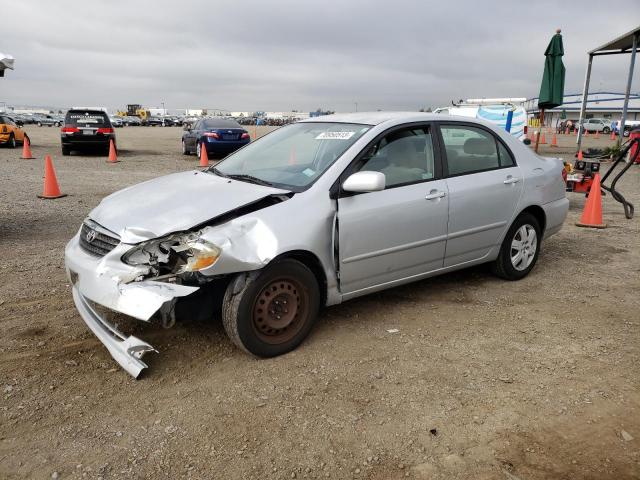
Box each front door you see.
[437,123,523,267]
[337,124,449,295]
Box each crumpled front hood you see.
[89,170,289,243]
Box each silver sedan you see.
[64,112,569,377]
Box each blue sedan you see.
[182,118,250,158]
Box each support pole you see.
[576,54,593,153]
[619,33,638,142]
[534,109,545,153]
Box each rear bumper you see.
[61,135,114,148]
[204,140,249,154]
[542,197,569,239]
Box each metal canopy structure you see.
[577,26,639,152]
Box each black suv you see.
[61,109,115,155]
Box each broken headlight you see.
[122,232,221,277]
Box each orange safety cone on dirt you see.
[574,128,578,135]
[595,130,600,139]
[540,132,547,144]
[565,127,569,135]
[37,155,67,199]
[21,136,35,159]
[551,133,558,147]
[610,131,616,140]
[199,142,209,167]
[577,150,584,160]
[576,173,606,229]
[107,139,119,163]
[584,128,589,137]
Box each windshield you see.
[213,122,370,190]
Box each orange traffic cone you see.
[565,127,569,135]
[199,142,209,167]
[578,150,584,160]
[288,145,297,165]
[540,132,547,144]
[107,139,119,163]
[576,173,606,228]
[551,133,558,147]
[584,128,589,137]
[610,131,616,140]
[574,128,578,136]
[595,130,600,139]
[21,136,35,159]
[37,155,67,199]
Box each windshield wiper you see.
[208,167,228,178]
[226,174,273,187]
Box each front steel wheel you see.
[492,213,541,280]
[222,259,320,357]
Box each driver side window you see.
[358,127,436,188]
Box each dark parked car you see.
[60,109,115,156]
[182,118,250,157]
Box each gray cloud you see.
[2,0,638,112]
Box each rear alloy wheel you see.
[222,259,320,357]
[7,134,16,148]
[182,139,189,155]
[37,122,42,127]
[196,141,202,158]
[603,127,611,134]
[492,213,541,280]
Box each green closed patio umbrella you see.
[535,29,566,152]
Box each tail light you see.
[523,125,528,135]
[241,132,250,139]
[61,125,79,133]
[204,132,219,139]
[97,127,114,134]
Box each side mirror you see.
[342,171,386,193]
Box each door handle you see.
[425,190,446,200]
[503,176,520,185]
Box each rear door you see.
[437,123,523,267]
[337,123,449,294]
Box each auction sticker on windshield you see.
[315,131,355,140]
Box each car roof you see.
[301,111,506,130]
[302,111,477,126]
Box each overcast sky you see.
[2,0,639,112]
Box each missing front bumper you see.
[72,287,157,378]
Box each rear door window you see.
[440,125,504,176]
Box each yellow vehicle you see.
[0,113,28,148]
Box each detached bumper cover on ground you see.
[65,234,198,377]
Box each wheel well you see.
[273,251,328,307]
[519,205,546,234]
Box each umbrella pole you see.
[534,109,545,153]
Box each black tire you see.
[196,141,202,158]
[603,127,611,134]
[222,259,320,358]
[7,134,16,148]
[182,139,189,155]
[492,213,541,281]
[37,122,42,127]
[623,129,630,137]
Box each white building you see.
[525,91,640,125]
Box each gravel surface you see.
[1,126,639,479]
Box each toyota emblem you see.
[86,230,97,243]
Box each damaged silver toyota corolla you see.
[65,112,568,377]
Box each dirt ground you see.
[0,125,638,480]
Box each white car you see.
[65,112,569,377]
